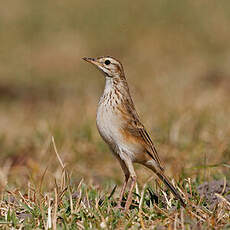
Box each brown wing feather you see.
[120,96,163,169]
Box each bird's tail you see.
[155,170,186,208]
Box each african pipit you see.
[83,56,186,211]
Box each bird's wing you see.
[119,97,163,169]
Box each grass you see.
[1,0,230,228]
[0,138,229,229]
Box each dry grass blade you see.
[0,160,12,190]
[221,177,226,195]
[138,183,147,229]
[215,193,230,207]
[51,136,70,197]
[39,166,49,195]
[174,213,178,230]
[46,196,52,230]
[180,208,185,230]
[154,204,182,226]
[52,188,57,230]
[162,190,171,209]
[139,183,147,210]
[51,136,65,169]
[186,208,206,223]
[68,186,73,214]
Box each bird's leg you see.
[115,158,130,209]
[117,175,129,209]
[123,160,136,212]
[125,175,136,212]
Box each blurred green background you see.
[1,0,230,190]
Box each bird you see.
[83,56,186,211]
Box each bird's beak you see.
[82,57,97,65]
[82,57,104,71]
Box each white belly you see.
[96,104,122,148]
[96,103,137,161]
[95,79,137,161]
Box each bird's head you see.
[83,56,124,79]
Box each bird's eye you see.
[105,60,111,65]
